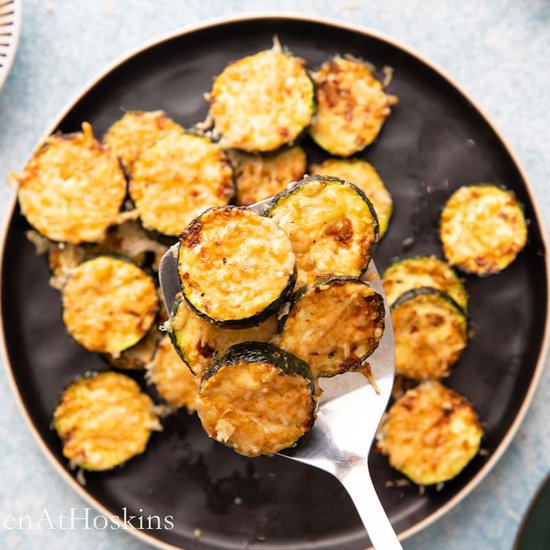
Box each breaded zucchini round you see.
[310,158,393,236]
[148,335,198,411]
[382,256,468,309]
[309,57,398,156]
[104,327,161,370]
[378,381,483,485]
[130,132,234,237]
[17,123,126,244]
[197,342,316,457]
[103,110,182,175]
[53,372,160,471]
[268,176,379,287]
[210,49,314,152]
[178,206,296,327]
[392,288,468,380]
[280,277,385,378]
[62,256,158,354]
[230,146,307,206]
[168,298,278,376]
[440,184,527,276]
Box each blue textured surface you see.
[1,1,549,549]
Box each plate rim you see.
[1,12,549,550]
[0,0,22,90]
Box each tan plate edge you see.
[0,12,548,550]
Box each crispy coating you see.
[440,184,527,276]
[18,123,126,243]
[310,57,398,156]
[53,372,160,471]
[378,381,483,485]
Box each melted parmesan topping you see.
[179,207,295,322]
[197,361,313,456]
[130,132,234,236]
[171,300,278,375]
[378,381,483,485]
[382,256,468,308]
[310,159,393,236]
[53,372,160,471]
[148,335,198,411]
[210,50,314,151]
[63,257,158,354]
[103,110,183,174]
[268,178,378,287]
[392,292,467,380]
[309,57,398,156]
[230,146,307,206]
[280,279,385,377]
[440,184,527,276]
[17,123,126,243]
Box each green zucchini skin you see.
[201,342,316,423]
[167,298,194,369]
[267,176,379,283]
[391,286,469,333]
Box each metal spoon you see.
[158,194,401,550]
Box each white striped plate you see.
[0,0,21,90]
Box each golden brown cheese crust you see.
[53,372,160,471]
[392,291,468,380]
[268,178,378,287]
[230,146,307,206]
[148,335,198,411]
[103,110,182,175]
[310,158,393,236]
[378,381,483,485]
[309,57,398,156]
[130,132,234,236]
[210,49,314,152]
[382,256,468,309]
[197,361,314,456]
[17,123,126,244]
[170,299,278,376]
[440,184,527,276]
[63,256,158,354]
[280,278,385,377]
[179,207,295,323]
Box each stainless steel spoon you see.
[158,193,402,550]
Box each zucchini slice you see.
[103,110,182,175]
[147,335,198,411]
[310,158,393,236]
[209,49,314,152]
[440,184,528,276]
[377,381,483,485]
[17,123,126,244]
[382,256,468,309]
[104,326,161,370]
[53,372,160,471]
[130,132,235,237]
[62,256,158,354]
[309,57,398,156]
[197,342,316,457]
[392,288,468,380]
[230,146,307,206]
[178,206,296,327]
[267,176,379,287]
[169,298,278,376]
[279,277,385,378]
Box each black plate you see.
[1,15,548,550]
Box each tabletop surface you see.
[1,1,549,549]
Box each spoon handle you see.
[339,465,402,550]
